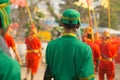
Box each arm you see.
[10,37,22,64]
[38,39,43,58]
[75,45,95,80]
[94,44,101,72]
[12,47,22,65]
[38,48,42,60]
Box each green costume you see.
[44,9,94,80]
[0,48,21,80]
[0,0,21,80]
[0,0,11,29]
[45,34,94,80]
[61,9,81,24]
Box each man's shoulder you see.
[71,39,90,47]
[48,37,62,44]
[4,33,12,38]
[0,49,21,80]
[78,41,91,51]
[0,48,20,67]
[48,38,90,48]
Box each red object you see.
[94,39,102,46]
[115,53,120,64]
[115,44,120,64]
[99,41,116,80]
[111,37,120,64]
[10,0,26,7]
[99,61,115,80]
[25,35,41,74]
[85,39,101,73]
[4,33,15,49]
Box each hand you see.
[38,54,41,57]
[18,59,23,66]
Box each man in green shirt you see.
[0,0,21,80]
[44,9,95,80]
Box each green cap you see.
[0,0,11,29]
[0,0,9,4]
[61,9,80,24]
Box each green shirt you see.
[0,48,21,80]
[45,35,94,80]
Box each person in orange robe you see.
[94,32,102,45]
[84,27,101,74]
[98,31,117,80]
[110,36,120,64]
[4,27,22,64]
[24,25,42,80]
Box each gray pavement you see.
[21,63,120,80]
[21,63,46,80]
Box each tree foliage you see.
[60,0,120,29]
[98,0,120,29]
[60,0,90,24]
[11,0,43,37]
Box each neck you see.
[63,28,76,34]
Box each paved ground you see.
[17,43,120,80]
[21,63,120,80]
[21,62,46,80]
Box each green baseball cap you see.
[61,9,81,25]
[0,0,11,29]
[0,0,9,4]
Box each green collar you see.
[62,33,77,38]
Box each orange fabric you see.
[25,35,41,74]
[99,61,115,80]
[111,37,120,64]
[99,41,116,80]
[4,33,15,48]
[85,39,101,72]
[103,31,110,37]
[26,53,40,74]
[94,38,102,46]
[86,27,93,34]
[99,41,116,59]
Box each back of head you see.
[103,31,110,37]
[94,32,100,40]
[102,31,110,40]
[86,27,93,39]
[60,9,81,29]
[86,27,93,34]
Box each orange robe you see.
[4,33,15,49]
[94,38,102,46]
[85,39,101,73]
[25,35,41,74]
[111,37,120,64]
[99,41,116,80]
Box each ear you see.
[75,24,80,29]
